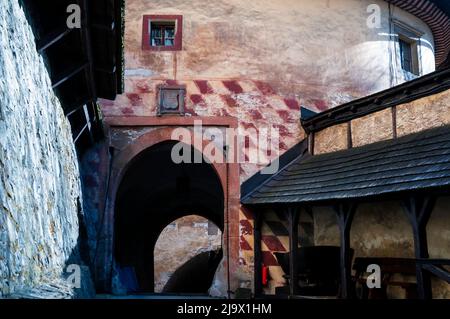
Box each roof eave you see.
[301,67,450,134]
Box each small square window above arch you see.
[142,15,183,51]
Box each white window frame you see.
[391,19,424,79]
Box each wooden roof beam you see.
[37,26,73,53]
[95,65,117,74]
[65,96,93,117]
[74,122,89,144]
[79,0,97,100]
[92,20,115,32]
[82,103,95,144]
[51,61,89,89]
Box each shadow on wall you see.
[64,197,97,299]
[162,249,223,294]
[154,215,223,293]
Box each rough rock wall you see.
[0,0,83,297]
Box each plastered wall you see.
[314,90,450,155]
[314,198,450,299]
[101,0,436,180]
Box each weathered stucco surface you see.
[237,206,315,295]
[351,108,394,147]
[427,197,450,299]
[101,0,435,180]
[98,0,447,298]
[314,199,450,298]
[350,202,414,258]
[396,90,450,137]
[314,123,349,155]
[313,207,341,247]
[0,1,83,297]
[120,0,434,108]
[313,89,450,153]
[153,215,222,292]
[427,197,450,259]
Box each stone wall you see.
[153,215,222,292]
[0,0,85,298]
[79,142,111,265]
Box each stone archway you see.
[95,125,240,295]
[114,140,224,292]
[154,215,223,294]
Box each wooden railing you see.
[417,259,450,284]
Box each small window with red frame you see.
[142,15,182,51]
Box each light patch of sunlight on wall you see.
[153,215,222,292]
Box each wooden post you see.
[286,206,300,297]
[333,203,356,299]
[254,212,263,297]
[402,196,436,299]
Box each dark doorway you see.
[114,141,224,293]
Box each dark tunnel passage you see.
[114,140,224,294]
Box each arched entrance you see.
[154,215,223,294]
[113,140,224,293]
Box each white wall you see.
[124,0,436,110]
[388,3,436,85]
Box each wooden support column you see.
[286,206,300,297]
[253,212,263,297]
[333,203,356,299]
[402,196,436,299]
[79,0,98,100]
